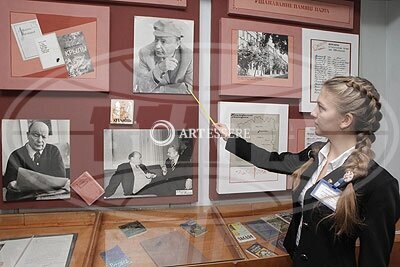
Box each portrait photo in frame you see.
[2,119,70,202]
[301,28,359,112]
[0,0,110,92]
[217,102,288,194]
[133,16,194,95]
[219,18,301,98]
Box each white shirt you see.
[26,143,42,162]
[295,142,355,246]
[130,163,151,194]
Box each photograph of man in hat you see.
[133,16,194,94]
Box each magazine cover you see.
[275,212,293,224]
[245,219,280,241]
[118,221,147,238]
[227,222,256,243]
[270,234,287,253]
[57,31,94,77]
[246,242,277,258]
[180,219,207,237]
[261,215,289,233]
[100,245,132,267]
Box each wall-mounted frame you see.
[103,129,195,201]
[288,119,327,152]
[2,119,71,202]
[301,28,359,112]
[109,0,187,8]
[217,102,288,194]
[219,18,301,98]
[0,0,110,92]
[133,16,194,95]
[228,0,354,30]
[286,118,327,189]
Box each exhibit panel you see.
[209,0,361,201]
[0,0,200,209]
[1,0,400,266]
[0,0,110,92]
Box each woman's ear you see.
[340,113,354,130]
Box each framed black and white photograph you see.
[219,18,302,98]
[133,16,194,95]
[237,30,289,79]
[103,129,193,199]
[2,119,70,202]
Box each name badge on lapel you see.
[310,179,342,211]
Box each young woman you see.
[214,76,400,267]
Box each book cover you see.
[261,215,289,233]
[57,31,94,77]
[227,222,256,243]
[35,32,65,69]
[246,242,277,258]
[275,212,293,224]
[180,219,207,237]
[270,234,287,253]
[11,19,43,60]
[100,245,132,267]
[71,171,104,206]
[118,221,147,238]
[245,219,280,241]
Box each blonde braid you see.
[329,77,382,235]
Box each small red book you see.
[71,171,104,205]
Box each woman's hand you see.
[213,123,230,141]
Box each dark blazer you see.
[137,156,192,196]
[179,146,193,162]
[4,144,66,186]
[226,136,400,267]
[104,163,152,197]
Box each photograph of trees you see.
[237,31,289,79]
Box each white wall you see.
[384,0,400,181]
[360,0,400,184]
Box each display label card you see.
[35,33,65,69]
[11,19,43,60]
[311,179,342,211]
